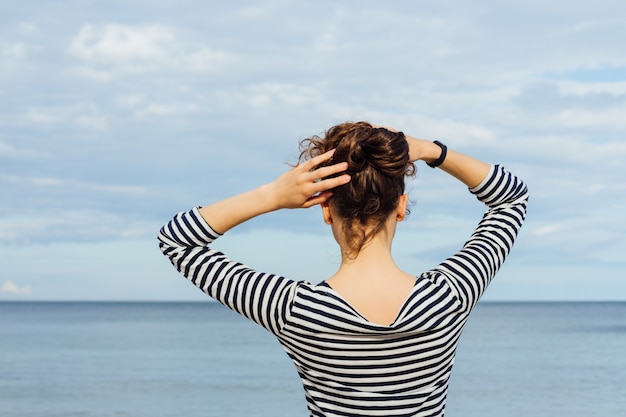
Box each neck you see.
[344,231,391,260]
[335,224,400,280]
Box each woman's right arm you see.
[405,134,529,310]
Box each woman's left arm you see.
[157,150,349,333]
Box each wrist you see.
[408,137,443,164]
[426,141,447,168]
[257,183,282,213]
[407,136,430,162]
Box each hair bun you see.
[343,129,410,178]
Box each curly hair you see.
[299,121,415,258]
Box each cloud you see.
[19,103,108,130]
[68,23,232,78]
[1,280,32,296]
[1,174,146,195]
[0,174,154,244]
[0,42,26,73]
[217,82,325,110]
[69,24,174,64]
[0,139,48,160]
[0,209,159,244]
[19,22,37,35]
[2,1,626,301]
[559,80,626,96]
[556,106,626,130]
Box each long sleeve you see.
[427,165,529,310]
[157,208,298,335]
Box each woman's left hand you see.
[266,149,350,210]
[199,149,349,234]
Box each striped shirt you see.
[158,165,529,417]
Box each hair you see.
[299,121,416,258]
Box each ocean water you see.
[1,301,624,417]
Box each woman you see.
[158,122,529,416]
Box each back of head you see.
[299,121,415,257]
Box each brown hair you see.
[299,121,415,257]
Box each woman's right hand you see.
[388,126,490,188]
[373,124,439,164]
[405,132,491,188]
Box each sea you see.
[1,301,625,417]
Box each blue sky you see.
[1,1,625,301]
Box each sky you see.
[1,0,625,301]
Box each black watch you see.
[426,140,447,168]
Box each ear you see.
[396,194,409,222]
[321,201,333,225]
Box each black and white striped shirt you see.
[158,165,529,417]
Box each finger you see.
[311,173,351,194]
[370,123,398,132]
[311,161,348,180]
[303,191,334,208]
[301,148,336,171]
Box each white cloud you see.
[23,104,107,129]
[556,106,626,129]
[508,135,626,167]
[0,209,157,244]
[559,80,626,96]
[19,22,37,34]
[69,23,173,64]
[26,108,62,123]
[183,47,231,72]
[0,174,151,244]
[525,211,626,263]
[1,280,32,295]
[137,102,199,117]
[116,94,146,108]
[1,174,146,195]
[0,139,48,160]
[247,83,324,108]
[73,66,114,81]
[68,23,233,77]
[115,93,200,117]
